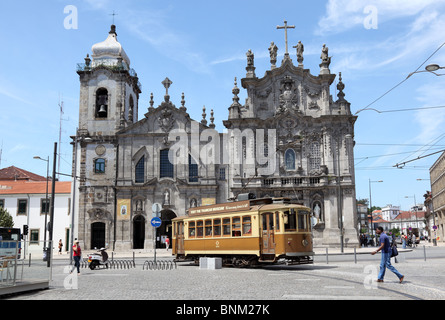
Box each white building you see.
[0,166,72,255]
[381,205,400,221]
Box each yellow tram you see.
[172,197,314,267]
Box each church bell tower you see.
[74,25,142,250]
[77,25,141,136]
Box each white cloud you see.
[317,0,445,35]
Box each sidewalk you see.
[313,240,445,255]
[50,241,444,260]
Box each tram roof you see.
[173,198,309,220]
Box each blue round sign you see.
[151,217,162,228]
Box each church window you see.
[309,142,321,170]
[188,154,198,182]
[95,88,108,118]
[135,156,145,183]
[285,149,296,170]
[219,167,226,180]
[94,158,105,173]
[128,95,134,122]
[160,149,174,178]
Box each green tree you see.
[0,207,14,227]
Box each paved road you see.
[4,245,445,302]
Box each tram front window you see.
[284,210,297,231]
[298,210,310,231]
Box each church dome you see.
[91,25,130,68]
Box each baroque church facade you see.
[72,25,359,251]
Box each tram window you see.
[284,210,297,231]
[275,212,280,231]
[189,221,195,238]
[232,217,241,237]
[213,219,221,236]
[205,220,212,237]
[223,218,231,236]
[242,216,251,235]
[298,210,309,231]
[197,220,204,238]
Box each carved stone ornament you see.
[158,108,174,132]
[95,145,106,156]
[87,208,110,221]
[278,76,298,113]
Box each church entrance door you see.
[157,209,177,248]
[133,215,145,249]
[91,222,105,249]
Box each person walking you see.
[71,240,82,275]
[371,227,404,283]
[165,237,170,251]
[58,239,63,255]
[402,233,406,249]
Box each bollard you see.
[326,248,329,264]
[424,245,426,261]
[29,253,31,267]
[354,247,357,264]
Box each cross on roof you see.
[276,20,295,55]
[162,77,173,95]
[110,11,118,24]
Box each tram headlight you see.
[302,239,309,247]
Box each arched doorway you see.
[91,222,105,249]
[156,209,177,248]
[133,215,146,249]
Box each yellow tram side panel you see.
[173,209,261,257]
[172,202,315,260]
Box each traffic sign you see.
[433,225,438,230]
[151,217,162,228]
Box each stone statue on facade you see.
[293,40,304,67]
[268,42,278,68]
[319,44,331,74]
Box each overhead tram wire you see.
[355,41,445,115]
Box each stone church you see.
[72,24,359,251]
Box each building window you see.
[41,198,50,214]
[219,167,226,180]
[285,149,296,170]
[160,149,173,178]
[0,199,4,208]
[135,156,145,183]
[17,199,27,215]
[95,88,108,118]
[30,229,39,244]
[189,154,198,182]
[94,158,106,173]
[309,142,321,170]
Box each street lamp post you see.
[369,179,383,246]
[47,142,58,268]
[406,63,445,78]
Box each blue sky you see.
[1,0,445,211]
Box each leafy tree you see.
[0,207,14,227]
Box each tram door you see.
[261,212,275,254]
[175,221,185,255]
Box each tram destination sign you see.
[188,200,251,216]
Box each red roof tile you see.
[0,166,46,181]
[0,181,71,195]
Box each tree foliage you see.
[0,207,14,228]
